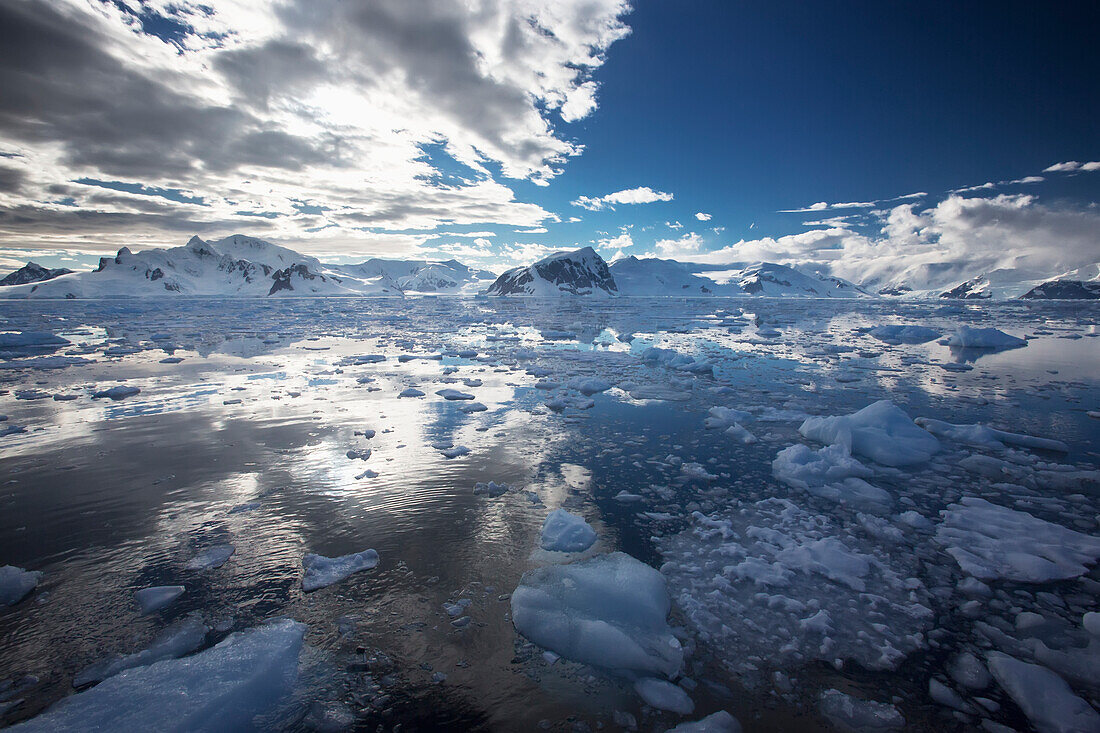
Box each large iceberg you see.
[511,552,683,678]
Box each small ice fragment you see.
[539,509,597,553]
[0,565,42,606]
[398,388,425,398]
[302,550,379,592]
[633,677,694,714]
[667,711,742,733]
[186,544,235,570]
[92,386,140,400]
[134,585,185,614]
[436,389,475,400]
[818,689,905,731]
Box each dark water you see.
[1,297,1098,731]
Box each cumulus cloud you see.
[0,0,633,255]
[685,194,1100,291]
[694,212,711,221]
[572,186,674,211]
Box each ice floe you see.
[934,497,1100,583]
[134,585,185,614]
[302,549,379,591]
[73,615,209,687]
[0,565,42,606]
[12,620,305,732]
[539,509,597,553]
[799,400,940,466]
[511,552,683,677]
[945,326,1027,350]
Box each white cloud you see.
[0,0,633,256]
[571,186,674,211]
[694,212,711,221]
[650,232,703,258]
[1044,161,1100,173]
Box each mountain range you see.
[0,234,1095,299]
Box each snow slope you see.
[700,262,870,298]
[609,256,738,296]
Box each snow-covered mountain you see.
[336,258,496,295]
[486,247,618,296]
[0,262,73,287]
[609,256,738,296]
[698,262,870,298]
[0,235,504,299]
[1019,263,1100,299]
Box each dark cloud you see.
[0,0,333,178]
[0,165,27,193]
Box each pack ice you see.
[510,552,683,677]
[935,497,1100,582]
[10,620,305,732]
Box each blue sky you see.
[0,0,1097,287]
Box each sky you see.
[0,0,1097,289]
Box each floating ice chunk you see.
[799,400,940,466]
[511,552,683,677]
[186,544,235,570]
[818,689,905,731]
[398,388,424,398]
[0,565,42,606]
[92,385,140,400]
[0,331,69,348]
[868,325,941,344]
[302,550,379,592]
[460,401,488,413]
[159,357,184,364]
[946,326,1027,350]
[134,586,185,614]
[12,620,305,732]
[346,449,371,461]
[73,616,210,687]
[565,377,612,395]
[935,497,1100,582]
[773,444,891,513]
[681,463,717,481]
[438,445,470,459]
[705,407,752,429]
[948,651,992,690]
[0,356,93,370]
[914,417,1069,453]
[540,509,597,553]
[436,388,475,400]
[633,678,694,714]
[614,490,644,503]
[724,423,757,444]
[473,481,510,497]
[640,347,713,375]
[666,711,742,733]
[987,652,1100,733]
[546,394,594,412]
[928,678,975,714]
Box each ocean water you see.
[1,297,1098,731]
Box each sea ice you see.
[398,387,424,398]
[633,677,694,714]
[799,400,940,466]
[935,497,1100,583]
[0,331,69,349]
[73,615,210,687]
[302,549,379,591]
[667,711,741,733]
[868,325,941,344]
[91,385,140,400]
[772,443,892,513]
[436,388,475,400]
[914,417,1069,453]
[135,586,185,614]
[473,481,510,497]
[511,552,683,677]
[186,544,235,570]
[946,326,1027,350]
[986,652,1100,733]
[539,509,597,552]
[11,620,305,732]
[0,565,42,606]
[818,689,905,731]
[660,499,932,679]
